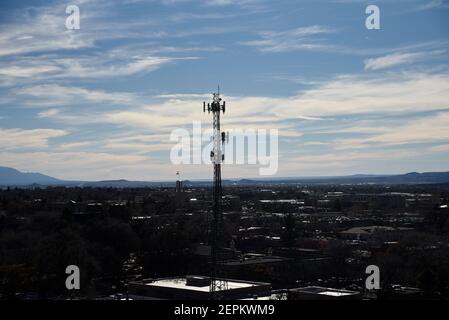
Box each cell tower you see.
[175,171,182,193]
[203,87,228,298]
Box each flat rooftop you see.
[292,286,359,297]
[219,257,288,266]
[318,291,354,297]
[144,277,264,292]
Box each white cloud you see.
[241,25,336,53]
[0,64,61,78]
[415,0,449,11]
[16,84,138,107]
[0,128,68,150]
[364,50,444,70]
[282,71,449,117]
[0,55,189,84]
[0,7,93,57]
[54,56,191,78]
[0,1,202,88]
[0,150,149,180]
[333,112,449,149]
[58,141,93,150]
[292,149,418,163]
[37,70,449,136]
[38,109,61,118]
[204,0,245,5]
[103,142,174,153]
[429,143,449,152]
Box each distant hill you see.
[0,166,62,186]
[178,172,449,186]
[1,166,449,187]
[227,172,449,185]
[79,179,164,188]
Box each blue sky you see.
[0,0,449,181]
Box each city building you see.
[127,275,271,300]
[288,286,361,300]
[340,225,414,242]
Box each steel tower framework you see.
[203,89,228,298]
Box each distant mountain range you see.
[0,166,63,186]
[1,166,449,187]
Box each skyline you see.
[1,0,449,180]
